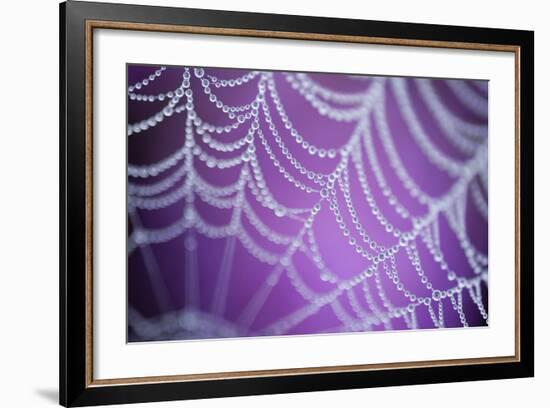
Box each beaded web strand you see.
[127,65,489,341]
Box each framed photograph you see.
[60,1,534,406]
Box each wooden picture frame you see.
[60,1,534,406]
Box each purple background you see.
[127,64,488,342]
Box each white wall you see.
[0,0,545,407]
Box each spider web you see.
[126,65,489,341]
